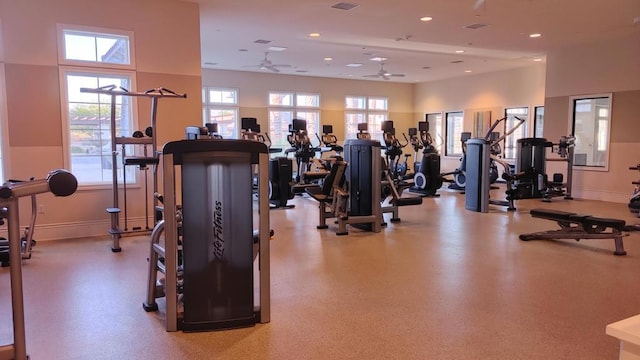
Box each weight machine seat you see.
[522,208,628,255]
[124,157,159,167]
[394,197,423,207]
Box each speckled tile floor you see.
[2,190,640,359]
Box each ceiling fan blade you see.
[389,74,405,77]
[364,74,380,78]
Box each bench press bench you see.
[519,208,628,256]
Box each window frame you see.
[268,91,321,150]
[0,63,8,183]
[533,106,544,138]
[444,111,464,157]
[344,95,388,142]
[425,112,443,154]
[568,93,612,172]
[503,106,529,160]
[57,24,136,70]
[202,87,239,139]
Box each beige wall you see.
[0,0,202,239]
[544,33,640,202]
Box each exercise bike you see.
[0,178,39,267]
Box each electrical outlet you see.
[38,204,45,214]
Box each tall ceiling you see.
[193,0,640,83]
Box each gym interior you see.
[1,1,640,359]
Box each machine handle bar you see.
[0,169,78,199]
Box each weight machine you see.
[79,86,186,252]
[0,170,78,360]
[465,116,525,212]
[513,135,575,202]
[143,140,270,331]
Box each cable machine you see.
[79,86,186,252]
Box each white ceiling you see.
[194,0,640,83]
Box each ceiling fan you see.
[249,52,291,73]
[364,63,405,81]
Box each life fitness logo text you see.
[213,200,224,260]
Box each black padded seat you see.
[530,208,575,221]
[583,216,626,231]
[395,197,422,206]
[124,157,159,166]
[304,171,330,181]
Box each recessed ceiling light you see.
[420,16,433,22]
[422,66,431,69]
[369,56,388,62]
[268,46,287,52]
[533,58,543,62]
[309,33,320,37]
[455,50,465,54]
[238,49,248,52]
[529,33,542,38]
[203,62,217,65]
[324,57,333,61]
[254,39,272,44]
[464,70,472,73]
[346,63,363,67]
[296,70,308,73]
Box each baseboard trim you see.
[0,216,153,242]
[571,189,630,204]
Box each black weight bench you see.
[519,208,628,256]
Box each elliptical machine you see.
[381,120,411,181]
[409,121,442,197]
[241,117,295,209]
[441,132,471,190]
[284,119,326,193]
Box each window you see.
[58,25,135,69]
[58,25,137,185]
[571,95,611,168]
[445,111,464,157]
[345,96,388,141]
[503,107,529,159]
[0,64,6,183]
[534,106,544,138]
[426,113,443,153]
[202,87,238,138]
[269,92,320,149]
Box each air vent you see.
[450,60,464,64]
[331,2,359,10]
[254,39,272,44]
[465,23,488,30]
